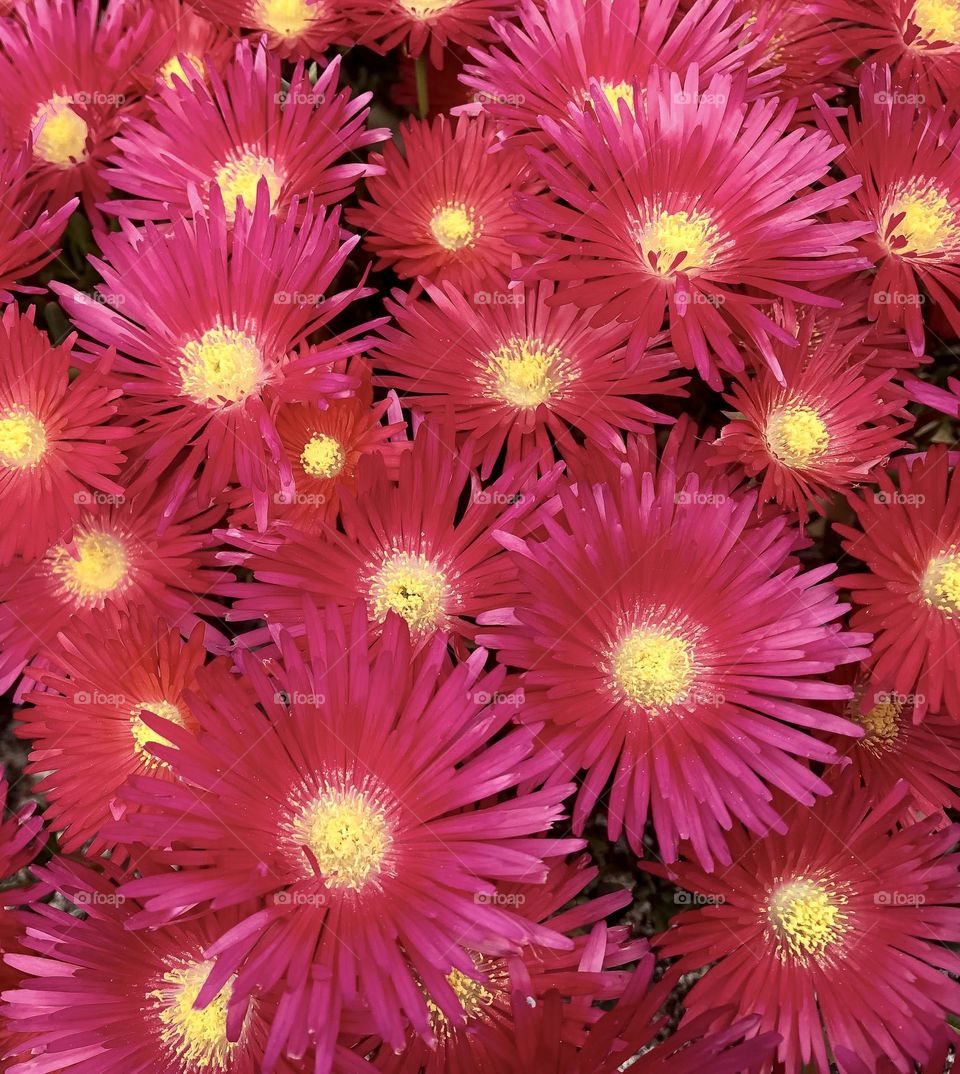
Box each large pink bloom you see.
[479,439,870,868]
[655,782,960,1074]
[56,190,368,530]
[116,604,582,1071]
[517,66,869,387]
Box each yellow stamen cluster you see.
[910,0,960,44]
[638,208,719,275]
[922,550,960,616]
[484,336,572,409]
[31,96,88,167]
[584,79,636,114]
[886,183,959,255]
[152,960,240,1072]
[368,552,448,635]
[426,966,498,1037]
[159,53,203,87]
[179,326,262,406]
[49,530,130,607]
[131,700,185,767]
[214,152,283,221]
[430,203,480,251]
[294,784,392,891]
[253,0,315,37]
[300,433,346,479]
[613,628,694,711]
[768,878,847,960]
[765,404,830,468]
[0,407,47,469]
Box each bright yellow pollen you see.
[856,698,902,753]
[31,96,89,167]
[399,0,456,17]
[598,80,635,113]
[160,53,202,87]
[369,552,447,635]
[430,203,480,251]
[0,407,47,469]
[911,0,960,44]
[300,433,345,479]
[253,0,314,37]
[613,629,694,711]
[295,785,391,891]
[922,551,960,616]
[768,879,846,959]
[152,960,239,1072]
[214,152,283,221]
[131,700,185,767]
[638,208,718,275]
[49,531,129,606]
[426,967,497,1036]
[179,326,262,406]
[765,404,830,467]
[886,184,959,255]
[485,337,571,409]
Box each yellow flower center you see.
[638,208,719,275]
[430,203,480,251]
[922,551,960,616]
[613,628,694,711]
[300,433,345,479]
[131,700,185,767]
[0,407,47,469]
[592,80,635,113]
[253,0,315,36]
[765,404,830,467]
[49,530,130,607]
[293,784,392,891]
[368,552,448,636]
[886,183,959,255]
[849,694,902,754]
[159,53,203,87]
[31,96,89,167]
[768,879,846,959]
[152,960,242,1072]
[426,964,499,1037]
[910,0,960,43]
[399,0,457,18]
[214,151,283,221]
[484,336,572,409]
[179,326,262,406]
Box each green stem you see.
[414,56,429,119]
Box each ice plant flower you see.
[655,783,960,1074]
[825,668,960,820]
[349,114,535,291]
[479,448,869,869]
[106,44,386,224]
[710,310,908,519]
[0,486,227,694]
[192,0,351,58]
[222,422,552,651]
[818,64,960,356]
[115,605,581,1070]
[57,190,368,530]
[373,278,686,478]
[0,304,129,564]
[838,445,960,718]
[351,0,523,68]
[0,0,147,220]
[126,0,233,90]
[229,363,407,533]
[518,67,869,387]
[17,614,207,854]
[2,862,313,1074]
[0,142,77,300]
[372,855,644,1073]
[461,0,768,146]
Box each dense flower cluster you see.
[0,2,957,1073]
